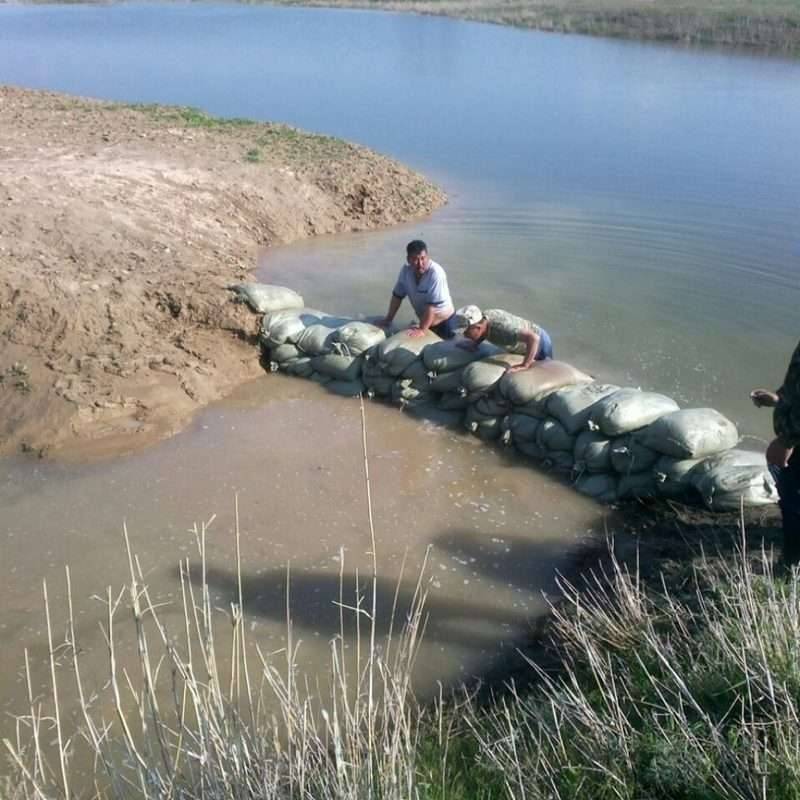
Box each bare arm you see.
[379,294,403,328]
[507,329,540,373]
[407,304,437,337]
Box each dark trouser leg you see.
[430,314,457,340]
[776,453,800,566]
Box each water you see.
[1,0,799,752]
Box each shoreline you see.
[0,85,446,461]
[269,0,800,54]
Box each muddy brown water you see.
[0,374,607,751]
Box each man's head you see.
[406,240,430,277]
[455,305,487,342]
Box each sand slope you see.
[0,86,446,459]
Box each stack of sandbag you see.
[363,329,441,408]
[246,286,778,512]
[260,307,385,397]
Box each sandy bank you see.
[0,86,446,459]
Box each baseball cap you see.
[454,305,483,330]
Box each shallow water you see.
[1,0,799,752]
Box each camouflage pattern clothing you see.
[775,339,800,447]
[483,309,542,356]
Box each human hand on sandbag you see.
[406,327,427,338]
[766,437,793,468]
[506,363,533,374]
[750,389,779,408]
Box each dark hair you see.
[406,240,428,258]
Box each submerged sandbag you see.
[639,408,739,459]
[618,473,657,500]
[575,473,618,503]
[498,360,592,409]
[438,391,471,411]
[536,418,575,453]
[282,357,314,379]
[574,431,613,473]
[332,321,385,355]
[391,380,434,409]
[547,383,620,435]
[461,354,522,396]
[374,329,441,376]
[610,435,659,475]
[327,379,366,398]
[515,439,546,460]
[589,389,680,437]
[422,339,501,373]
[310,354,362,383]
[229,283,304,314]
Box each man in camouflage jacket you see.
[752,340,800,565]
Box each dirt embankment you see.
[0,86,446,459]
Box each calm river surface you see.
[1,2,799,750]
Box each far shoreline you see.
[12,0,800,55]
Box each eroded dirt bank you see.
[0,86,446,459]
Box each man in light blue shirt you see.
[378,240,457,339]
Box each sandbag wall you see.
[240,285,778,512]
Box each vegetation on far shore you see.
[263,0,800,53]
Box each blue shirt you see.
[392,260,454,321]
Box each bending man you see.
[751,339,800,566]
[455,305,553,374]
[379,240,457,339]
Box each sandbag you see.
[332,321,385,356]
[270,343,302,364]
[461,354,522,396]
[510,399,550,419]
[536,418,575,453]
[547,383,620,435]
[638,408,739,459]
[653,456,702,499]
[690,449,767,487]
[375,329,441,376]
[515,439,546,460]
[282,357,314,379]
[465,405,503,441]
[574,431,614,473]
[391,380,434,409]
[610,435,659,475]
[401,359,431,388]
[260,308,326,346]
[575,473,618,503]
[326,379,365,398]
[310,354,362,383]
[544,450,575,472]
[588,389,679,437]
[503,414,541,443]
[474,395,509,418]
[618,473,657,500]
[422,339,501,373]
[229,283,304,314]
[438,391,471,411]
[427,369,465,394]
[309,371,332,385]
[498,360,592,408]
[691,449,777,509]
[295,319,351,356]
